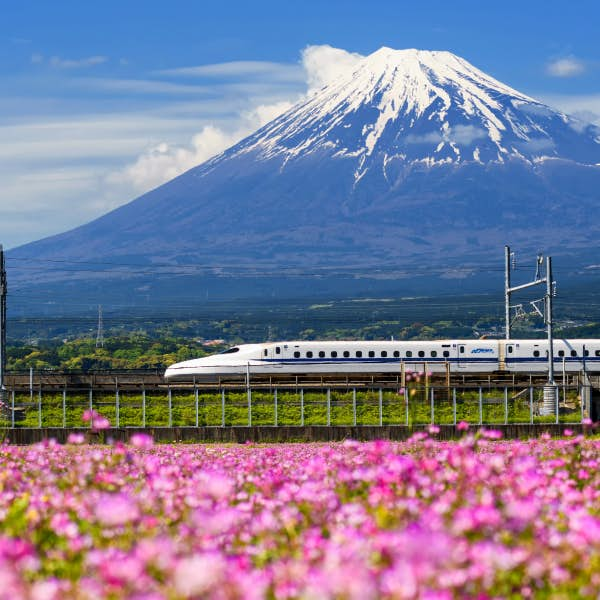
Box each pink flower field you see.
[0,431,599,598]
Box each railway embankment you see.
[5,423,591,445]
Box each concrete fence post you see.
[221,389,226,427]
[115,388,120,428]
[247,387,252,427]
[452,388,457,425]
[530,386,533,424]
[430,387,434,424]
[168,386,172,428]
[142,388,146,428]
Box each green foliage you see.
[7,334,212,371]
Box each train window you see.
[596,350,600,357]
[443,350,450,358]
[368,351,375,358]
[406,351,413,357]
[306,351,313,358]
[558,350,564,357]
[276,347,281,355]
[264,349,268,357]
[393,351,400,358]
[418,351,425,358]
[459,346,465,354]
[507,346,513,354]
[319,351,325,358]
[431,350,437,357]
[571,350,577,357]
[533,350,540,357]
[381,351,387,357]
[294,351,300,358]
[331,351,338,358]
[584,350,590,357]
[221,347,240,354]
[343,351,350,358]
[356,351,363,358]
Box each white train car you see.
[164,338,600,381]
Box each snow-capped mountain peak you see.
[222,47,599,175]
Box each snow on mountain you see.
[200,47,600,179]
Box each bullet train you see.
[164,339,600,380]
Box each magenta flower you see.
[130,433,154,449]
[94,493,139,527]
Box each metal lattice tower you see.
[95,305,104,348]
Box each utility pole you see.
[96,305,104,348]
[0,245,6,404]
[505,245,512,339]
[505,246,557,415]
[545,256,555,385]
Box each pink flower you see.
[67,433,85,445]
[94,493,139,527]
[82,409,110,430]
[457,421,469,431]
[482,429,503,440]
[130,433,154,449]
[173,554,225,596]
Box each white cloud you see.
[72,77,213,95]
[541,93,600,126]
[406,125,486,145]
[49,55,108,69]
[519,138,555,152]
[105,45,363,195]
[301,45,364,92]
[107,126,240,191]
[546,56,585,78]
[109,100,295,193]
[158,61,304,83]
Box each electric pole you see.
[0,245,6,402]
[505,245,512,339]
[504,246,557,415]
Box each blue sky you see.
[1,0,599,248]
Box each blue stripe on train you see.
[258,357,600,365]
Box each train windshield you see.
[220,347,240,354]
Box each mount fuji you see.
[12,47,600,301]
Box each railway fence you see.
[0,374,593,429]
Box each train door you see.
[457,344,467,369]
[271,345,284,368]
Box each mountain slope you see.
[12,48,600,294]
